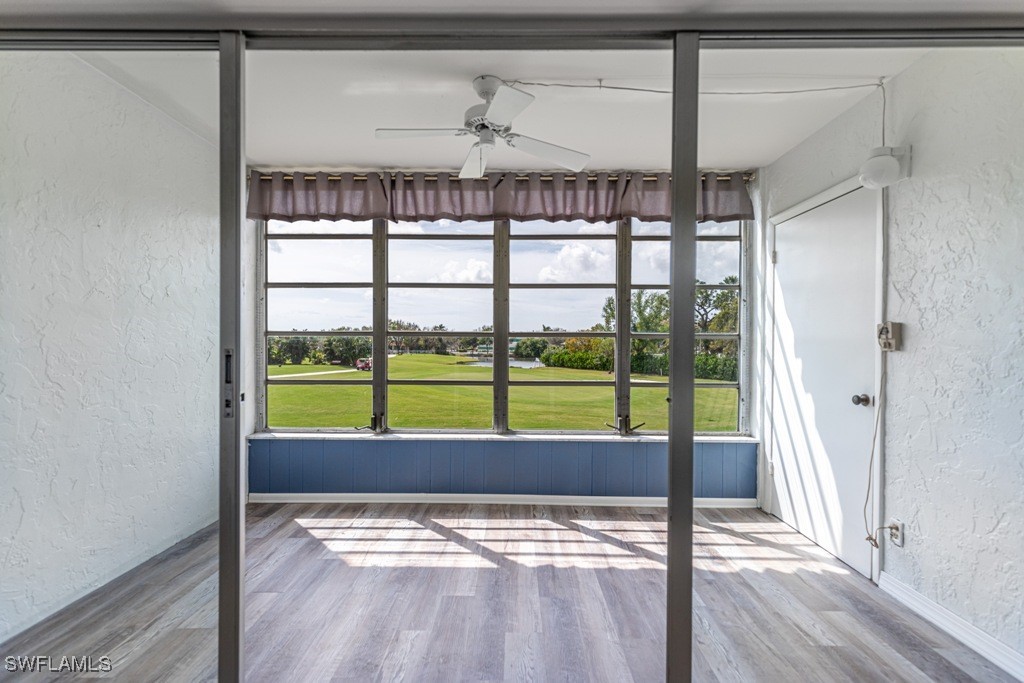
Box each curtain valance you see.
[246,170,753,224]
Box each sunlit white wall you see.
[0,52,219,642]
[757,48,1024,655]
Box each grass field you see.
[267,354,738,431]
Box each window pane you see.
[388,385,492,429]
[630,386,738,433]
[389,239,493,284]
[697,241,740,284]
[510,337,614,381]
[695,289,740,335]
[697,220,741,237]
[629,289,671,333]
[631,219,669,236]
[267,288,372,331]
[268,219,372,234]
[629,341,739,430]
[388,336,493,380]
[510,288,614,332]
[695,386,739,432]
[389,219,493,235]
[629,337,670,382]
[267,239,372,283]
[695,342,738,381]
[510,240,615,284]
[630,385,668,432]
[631,219,742,237]
[267,384,371,428]
[632,241,670,285]
[389,288,491,331]
[512,219,615,235]
[508,385,614,431]
[267,335,372,379]
[629,342,738,382]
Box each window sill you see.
[249,431,756,444]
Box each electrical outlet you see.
[889,519,905,547]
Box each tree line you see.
[516,278,738,380]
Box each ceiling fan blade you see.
[505,134,590,172]
[375,128,468,139]
[459,142,493,179]
[484,85,535,127]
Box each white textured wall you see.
[760,48,1024,654]
[0,52,219,642]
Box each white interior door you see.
[769,186,879,578]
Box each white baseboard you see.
[248,493,759,508]
[694,498,758,508]
[878,572,1024,680]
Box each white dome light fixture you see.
[859,146,911,190]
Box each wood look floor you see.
[1,505,1013,682]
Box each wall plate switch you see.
[889,519,905,547]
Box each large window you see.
[387,220,494,429]
[261,214,746,433]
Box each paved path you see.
[271,368,359,379]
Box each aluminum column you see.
[667,32,699,683]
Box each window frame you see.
[257,213,750,435]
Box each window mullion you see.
[739,218,751,434]
[372,217,388,432]
[615,218,632,434]
[493,219,510,433]
[257,219,268,430]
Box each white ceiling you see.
[78,47,930,171]
[4,0,1024,18]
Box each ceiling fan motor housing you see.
[464,103,491,132]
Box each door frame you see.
[239,31,700,682]
[768,177,887,582]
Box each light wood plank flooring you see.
[0,505,1012,682]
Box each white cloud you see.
[432,258,493,284]
[697,242,739,284]
[633,242,670,283]
[538,242,613,283]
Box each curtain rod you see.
[255,172,755,183]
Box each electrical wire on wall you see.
[503,78,883,97]
[863,79,892,553]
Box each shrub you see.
[694,353,738,382]
[540,347,613,372]
[630,352,669,376]
[629,352,737,381]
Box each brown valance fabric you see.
[246,170,753,224]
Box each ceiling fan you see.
[375,75,591,179]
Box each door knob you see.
[851,394,871,406]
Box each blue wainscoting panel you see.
[248,437,758,499]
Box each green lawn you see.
[267,354,737,432]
